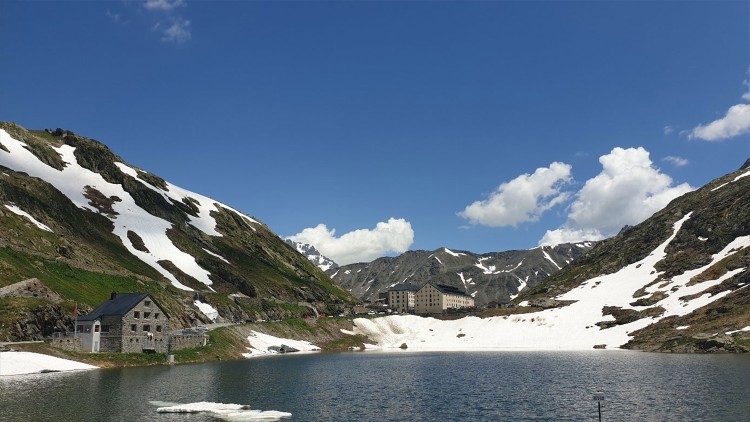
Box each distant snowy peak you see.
[286,239,339,272]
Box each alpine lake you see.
[1,350,748,421]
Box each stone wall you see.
[51,336,81,351]
[169,333,208,351]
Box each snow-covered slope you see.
[0,129,253,291]
[0,123,351,331]
[352,160,750,352]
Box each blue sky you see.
[1,1,749,263]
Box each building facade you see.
[414,283,474,314]
[387,283,420,313]
[77,293,170,353]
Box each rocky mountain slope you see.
[351,159,750,353]
[285,240,338,272]
[328,244,594,307]
[0,123,352,340]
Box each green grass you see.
[172,327,247,362]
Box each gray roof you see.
[430,283,472,298]
[388,283,420,292]
[79,293,155,321]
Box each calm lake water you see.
[0,351,748,421]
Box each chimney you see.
[110,292,117,300]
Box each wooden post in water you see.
[593,391,604,422]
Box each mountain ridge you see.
[0,122,353,340]
[327,243,594,307]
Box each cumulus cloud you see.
[459,162,572,227]
[539,147,693,246]
[538,228,605,247]
[144,0,185,11]
[288,218,414,266]
[662,156,689,167]
[688,104,750,141]
[161,18,191,43]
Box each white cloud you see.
[662,156,689,167]
[538,228,605,247]
[288,218,414,266]
[161,18,191,43]
[688,103,750,141]
[742,78,750,102]
[144,0,185,11]
[539,147,693,246]
[458,162,572,227]
[663,125,674,135]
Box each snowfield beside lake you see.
[243,331,320,358]
[0,351,97,376]
[352,213,748,351]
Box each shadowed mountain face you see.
[326,244,594,307]
[0,123,352,340]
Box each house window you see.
[131,324,137,332]
[134,311,140,319]
[77,325,84,332]
[144,312,151,318]
[154,313,160,319]
[94,325,100,333]
[156,325,162,332]
[144,300,151,307]
[101,325,110,333]
[143,324,151,332]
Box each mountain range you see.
[324,244,594,307]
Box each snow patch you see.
[725,326,750,335]
[203,248,230,264]
[0,351,97,376]
[194,300,219,321]
[4,204,52,232]
[541,247,562,270]
[243,331,320,358]
[443,248,465,257]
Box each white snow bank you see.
[676,325,690,330]
[353,213,749,351]
[203,248,230,264]
[711,169,750,191]
[4,204,52,232]
[0,351,97,376]
[443,248,465,257]
[194,300,220,321]
[725,326,750,335]
[243,331,320,358]
[150,401,291,420]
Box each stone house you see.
[387,283,420,313]
[414,283,475,314]
[77,292,170,353]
